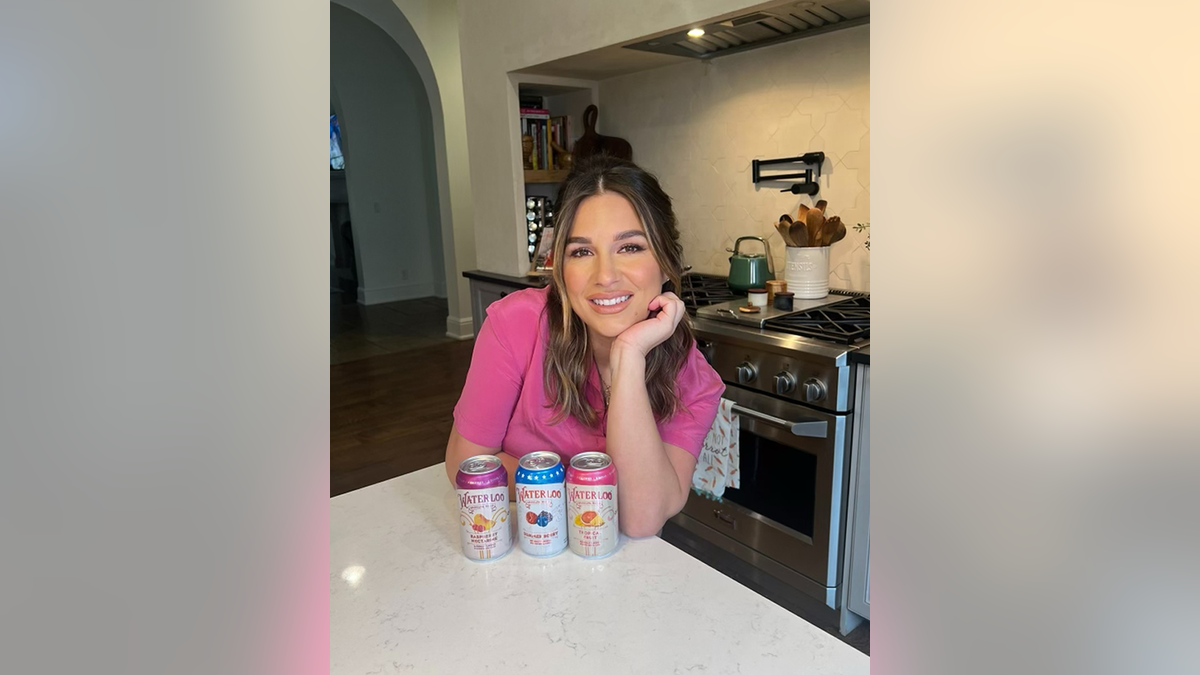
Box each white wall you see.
[332,4,445,304]
[602,26,870,290]
[334,0,477,337]
[459,0,769,277]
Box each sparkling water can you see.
[455,455,512,561]
[515,451,567,557]
[565,452,619,559]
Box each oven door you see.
[673,383,850,608]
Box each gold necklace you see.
[594,355,611,407]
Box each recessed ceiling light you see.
[687,28,705,38]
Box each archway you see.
[331,0,460,332]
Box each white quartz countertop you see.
[331,464,869,674]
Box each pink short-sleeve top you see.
[452,286,725,463]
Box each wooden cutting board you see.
[572,105,632,162]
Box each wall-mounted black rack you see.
[751,152,825,196]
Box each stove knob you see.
[735,362,757,384]
[802,378,827,403]
[773,371,797,395]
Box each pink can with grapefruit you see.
[565,452,619,559]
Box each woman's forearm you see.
[444,428,519,500]
[604,346,688,537]
[496,450,519,500]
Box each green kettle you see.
[726,236,775,292]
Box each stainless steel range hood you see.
[623,0,869,60]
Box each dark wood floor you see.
[331,337,474,497]
[331,293,472,496]
[330,296,868,653]
[331,294,457,365]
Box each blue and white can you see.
[515,451,567,557]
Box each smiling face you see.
[561,192,668,342]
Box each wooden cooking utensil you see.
[815,199,828,213]
[820,216,837,246]
[789,218,809,248]
[816,215,832,246]
[821,216,847,246]
[829,222,847,245]
[805,207,826,247]
[776,214,796,247]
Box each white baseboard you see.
[358,282,436,305]
[445,314,474,340]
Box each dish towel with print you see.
[691,398,740,501]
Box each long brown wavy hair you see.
[543,155,695,428]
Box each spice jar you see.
[773,291,795,311]
[765,280,787,304]
[747,288,768,307]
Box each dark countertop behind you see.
[466,270,870,364]
[462,269,549,290]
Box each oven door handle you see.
[731,404,828,438]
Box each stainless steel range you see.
[672,273,869,609]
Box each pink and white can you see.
[566,452,619,559]
[455,455,512,561]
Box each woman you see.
[445,156,724,538]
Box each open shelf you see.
[515,76,597,189]
[524,169,571,184]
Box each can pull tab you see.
[712,509,736,529]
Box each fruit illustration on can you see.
[566,452,619,559]
[515,451,567,557]
[455,455,511,561]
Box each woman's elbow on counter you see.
[621,502,684,539]
[621,515,665,539]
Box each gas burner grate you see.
[764,296,870,344]
[680,273,740,312]
[829,288,868,298]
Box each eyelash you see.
[568,243,646,258]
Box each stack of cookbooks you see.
[519,105,569,171]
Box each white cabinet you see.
[840,364,870,634]
[468,279,513,333]
[464,272,548,332]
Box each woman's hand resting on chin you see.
[611,292,685,358]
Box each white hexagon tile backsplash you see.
[601,25,871,291]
